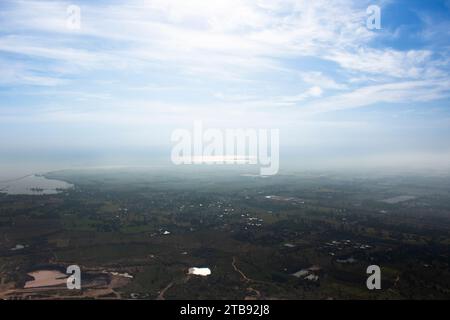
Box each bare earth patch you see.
[24,270,68,289]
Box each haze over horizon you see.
[1,0,450,172]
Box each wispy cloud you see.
[0,0,449,158]
[299,79,450,114]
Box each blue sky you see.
[0,0,450,170]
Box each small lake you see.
[0,174,73,195]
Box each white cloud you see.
[0,0,374,79]
[0,0,448,119]
[0,59,65,86]
[300,72,347,90]
[281,86,324,103]
[326,48,435,79]
[299,79,450,114]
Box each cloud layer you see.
[0,0,449,169]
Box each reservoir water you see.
[0,174,73,195]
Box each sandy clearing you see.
[24,270,68,289]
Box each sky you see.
[0,0,450,171]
